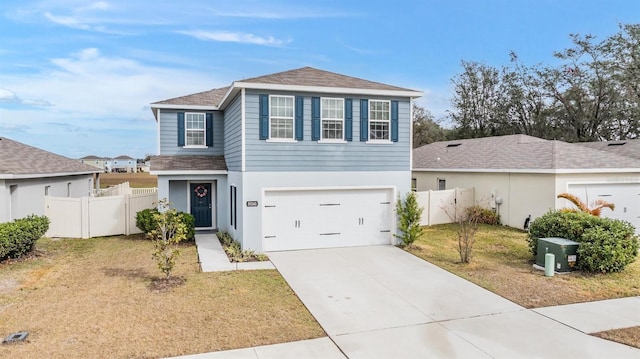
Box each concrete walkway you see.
[180,242,639,358]
[194,231,274,271]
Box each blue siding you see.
[244,90,411,171]
[223,94,243,171]
[159,110,224,156]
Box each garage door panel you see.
[567,183,640,233]
[263,188,393,251]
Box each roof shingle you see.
[0,137,102,176]
[413,134,640,171]
[150,155,227,172]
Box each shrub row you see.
[0,215,50,261]
[216,231,268,262]
[135,208,195,241]
[528,211,639,273]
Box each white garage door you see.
[567,183,640,232]
[263,188,394,251]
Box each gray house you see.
[150,67,422,252]
[110,155,136,173]
[0,137,102,223]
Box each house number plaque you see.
[246,201,258,207]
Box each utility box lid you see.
[539,237,579,246]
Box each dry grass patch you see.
[408,224,640,308]
[0,236,324,359]
[592,326,640,349]
[100,173,157,188]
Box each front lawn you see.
[407,224,640,348]
[408,224,640,308]
[0,236,324,359]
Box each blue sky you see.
[1,0,638,159]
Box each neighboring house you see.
[412,134,640,231]
[80,155,109,172]
[150,67,422,252]
[111,155,136,173]
[0,137,102,223]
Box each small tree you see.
[457,210,480,263]
[395,192,424,247]
[557,193,615,216]
[149,199,188,279]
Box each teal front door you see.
[190,183,212,228]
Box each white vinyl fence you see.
[45,192,157,238]
[415,187,475,226]
[92,181,157,197]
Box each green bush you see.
[0,215,50,261]
[394,191,424,247]
[216,231,268,262]
[465,205,501,225]
[136,208,195,241]
[136,208,157,234]
[216,231,235,247]
[528,211,639,273]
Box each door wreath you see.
[194,185,208,198]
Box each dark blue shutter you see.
[295,96,304,141]
[206,113,213,147]
[259,94,269,140]
[311,97,320,141]
[345,98,353,141]
[177,112,185,146]
[360,99,368,141]
[391,100,399,142]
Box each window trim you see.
[268,95,296,141]
[184,112,207,148]
[319,97,346,143]
[367,99,392,143]
[437,178,446,191]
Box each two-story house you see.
[150,67,422,252]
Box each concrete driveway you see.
[268,246,639,358]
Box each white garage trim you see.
[262,186,396,251]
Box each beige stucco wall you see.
[412,171,556,229]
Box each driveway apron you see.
[268,246,640,358]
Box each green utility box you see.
[536,237,579,272]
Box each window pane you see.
[322,120,343,139]
[270,117,294,139]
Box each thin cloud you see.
[0,88,53,107]
[178,30,290,46]
[208,8,355,19]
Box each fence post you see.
[125,194,130,236]
[81,196,90,239]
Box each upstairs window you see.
[369,100,390,141]
[185,113,206,147]
[321,98,345,141]
[270,95,295,140]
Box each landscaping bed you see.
[0,236,324,359]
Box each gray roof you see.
[150,155,227,172]
[575,139,640,160]
[239,67,415,92]
[152,86,230,107]
[0,137,102,177]
[151,67,419,109]
[413,134,640,171]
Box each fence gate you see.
[45,192,157,238]
[415,187,475,226]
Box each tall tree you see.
[448,61,508,138]
[412,104,446,148]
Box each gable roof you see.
[413,134,640,173]
[575,139,640,160]
[113,155,135,160]
[0,137,101,179]
[151,67,422,117]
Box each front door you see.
[190,183,212,228]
